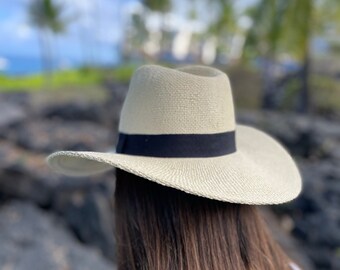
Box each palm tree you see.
[282,0,340,113]
[144,0,170,12]
[281,0,313,113]
[243,0,290,109]
[206,0,236,64]
[207,0,235,39]
[28,0,67,83]
[244,0,340,113]
[143,0,172,58]
[131,13,149,59]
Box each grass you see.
[311,74,340,111]
[0,69,100,91]
[1,63,339,114]
[0,64,136,92]
[110,64,137,83]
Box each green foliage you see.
[111,65,136,83]
[143,0,171,12]
[28,0,66,33]
[0,65,137,92]
[244,0,340,60]
[311,75,340,111]
[281,0,313,60]
[131,14,149,47]
[28,0,71,82]
[0,74,43,91]
[0,69,101,92]
[280,77,301,110]
[243,0,290,60]
[242,0,340,113]
[273,74,340,112]
[208,0,236,35]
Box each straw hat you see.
[47,65,302,205]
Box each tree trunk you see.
[39,30,51,87]
[157,13,167,61]
[261,57,277,110]
[297,55,310,114]
[38,30,53,88]
[54,35,61,70]
[78,29,92,67]
[46,31,54,72]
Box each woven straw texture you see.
[47,125,301,205]
[47,65,302,205]
[119,65,235,134]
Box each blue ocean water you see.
[0,55,74,76]
[0,55,44,76]
[0,50,121,76]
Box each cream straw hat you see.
[47,65,302,205]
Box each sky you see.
[0,0,257,74]
[0,0,140,73]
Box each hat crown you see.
[119,65,235,134]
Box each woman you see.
[48,65,302,269]
[115,169,300,270]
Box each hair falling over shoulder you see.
[114,169,295,270]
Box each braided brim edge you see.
[47,125,302,205]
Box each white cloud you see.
[123,1,144,15]
[0,11,32,40]
[0,57,9,70]
[16,24,33,39]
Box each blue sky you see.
[0,0,257,56]
[0,0,257,74]
[0,0,140,72]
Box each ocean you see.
[0,55,46,76]
[0,54,78,76]
[0,53,121,76]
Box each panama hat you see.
[47,65,302,205]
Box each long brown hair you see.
[114,168,293,270]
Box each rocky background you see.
[0,83,339,270]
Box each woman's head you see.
[114,169,292,270]
[45,65,302,269]
[48,65,301,206]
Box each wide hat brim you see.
[47,125,302,205]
